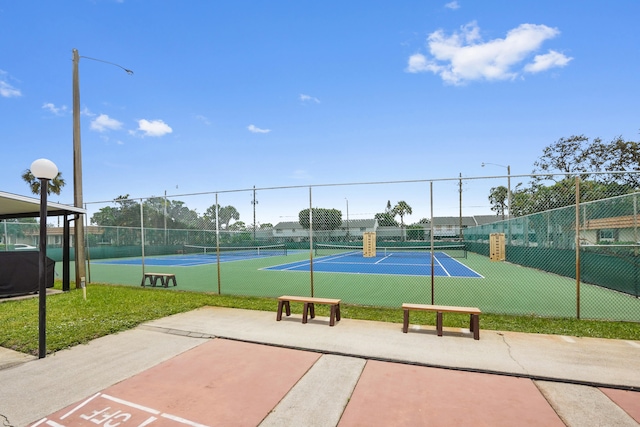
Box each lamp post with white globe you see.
[31,158,58,359]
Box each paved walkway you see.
[0,306,638,426]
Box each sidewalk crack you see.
[498,332,529,374]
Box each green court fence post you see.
[309,187,314,297]
[430,181,434,305]
[216,193,221,295]
[575,177,581,319]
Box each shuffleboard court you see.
[263,247,483,278]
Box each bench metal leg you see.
[329,305,337,326]
[302,303,309,324]
[168,276,177,287]
[436,312,443,337]
[335,304,341,321]
[308,303,315,319]
[403,309,409,333]
[471,314,480,340]
[277,301,291,321]
[276,301,284,321]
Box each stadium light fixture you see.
[31,158,58,359]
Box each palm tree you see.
[392,201,412,229]
[21,169,66,196]
[488,186,509,220]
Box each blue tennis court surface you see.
[93,244,289,267]
[263,250,483,277]
[93,253,271,267]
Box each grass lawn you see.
[1,282,639,357]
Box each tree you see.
[91,195,141,227]
[533,134,640,188]
[374,200,399,226]
[228,221,246,231]
[385,200,393,214]
[488,186,509,219]
[22,169,66,196]
[299,208,342,230]
[587,136,640,188]
[533,135,591,178]
[392,201,412,229]
[374,212,398,227]
[218,205,240,230]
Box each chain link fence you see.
[5,174,639,322]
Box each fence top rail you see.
[84,171,639,206]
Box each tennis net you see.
[315,243,467,258]
[183,244,287,257]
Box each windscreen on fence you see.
[18,173,638,322]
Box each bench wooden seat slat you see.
[402,303,481,314]
[276,295,341,326]
[402,303,481,340]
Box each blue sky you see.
[1,1,639,225]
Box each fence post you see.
[309,187,314,297]
[216,193,221,294]
[430,181,435,305]
[140,199,145,275]
[575,176,581,319]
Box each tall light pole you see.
[482,162,511,219]
[72,49,132,287]
[31,158,58,359]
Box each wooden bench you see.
[402,303,481,340]
[141,273,177,288]
[277,295,341,326]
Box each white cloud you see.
[91,114,123,132]
[136,119,173,137]
[407,54,436,73]
[407,21,569,85]
[81,107,95,117]
[248,124,271,134]
[42,103,67,115]
[524,50,573,73]
[445,1,460,10]
[300,94,320,104]
[0,71,21,97]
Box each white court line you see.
[374,255,392,264]
[101,393,162,414]
[49,392,210,426]
[59,392,102,419]
[560,336,576,343]
[432,256,451,277]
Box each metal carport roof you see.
[0,191,85,219]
